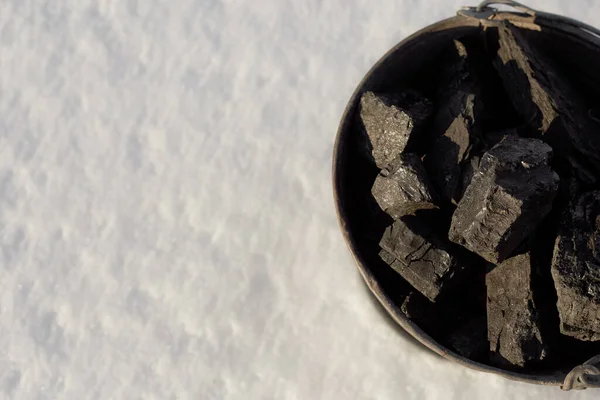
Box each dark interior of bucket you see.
[336,20,600,379]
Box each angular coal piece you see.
[483,128,519,149]
[359,91,433,169]
[426,40,485,203]
[401,270,488,355]
[494,21,600,185]
[431,40,482,142]
[433,39,485,136]
[447,318,488,360]
[449,136,559,263]
[360,191,394,244]
[487,253,547,367]
[431,89,481,138]
[379,216,463,301]
[551,191,600,341]
[401,291,473,334]
[436,39,476,101]
[457,155,480,202]
[372,153,437,219]
[470,30,524,133]
[401,292,438,331]
[425,92,480,203]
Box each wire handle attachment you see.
[562,354,600,391]
[475,1,537,16]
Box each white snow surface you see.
[1,0,600,398]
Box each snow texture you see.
[0,0,599,398]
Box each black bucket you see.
[333,0,600,390]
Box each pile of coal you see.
[356,21,600,369]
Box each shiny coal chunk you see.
[425,91,482,204]
[372,153,437,219]
[379,216,464,301]
[425,39,486,204]
[449,136,559,263]
[487,253,547,367]
[494,21,600,185]
[359,91,432,169]
[551,191,600,341]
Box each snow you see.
[1,0,599,398]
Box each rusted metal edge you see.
[458,8,540,31]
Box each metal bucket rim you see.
[332,6,600,387]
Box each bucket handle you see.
[475,0,536,16]
[463,1,600,40]
[562,354,600,391]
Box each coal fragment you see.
[436,39,477,101]
[483,128,519,149]
[551,191,600,341]
[425,92,482,203]
[402,276,488,358]
[494,21,600,185]
[425,39,485,203]
[447,318,488,360]
[432,88,481,137]
[470,30,524,133]
[401,292,438,331]
[487,253,547,367]
[372,153,437,218]
[380,216,464,301]
[359,91,433,169]
[457,155,480,201]
[401,291,478,333]
[449,136,559,263]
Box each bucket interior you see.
[335,18,600,380]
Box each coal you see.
[425,92,481,203]
[379,216,465,301]
[401,291,487,353]
[401,292,440,333]
[487,253,547,367]
[433,39,483,129]
[399,266,489,360]
[551,191,600,341]
[425,39,485,204]
[436,39,478,102]
[494,21,600,185]
[400,290,467,330]
[483,128,519,149]
[447,318,488,360]
[449,136,559,263]
[372,153,437,218]
[359,91,433,169]
[457,155,480,201]
[468,30,524,133]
